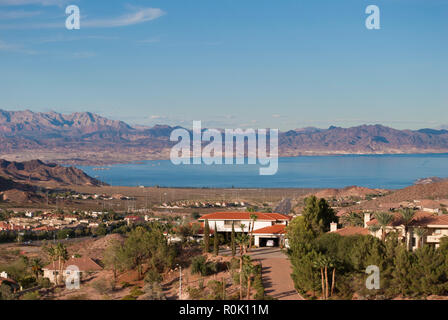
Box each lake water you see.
[78,154,448,189]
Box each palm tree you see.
[313,255,336,299]
[374,212,394,241]
[341,211,364,227]
[249,213,258,250]
[44,245,57,282]
[399,208,415,250]
[242,255,255,300]
[236,232,250,299]
[414,227,427,249]
[30,258,43,281]
[55,243,69,285]
[313,256,326,299]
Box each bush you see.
[144,268,162,284]
[38,277,51,288]
[187,287,204,300]
[190,256,218,276]
[141,282,166,300]
[229,258,240,271]
[21,291,40,300]
[130,286,144,297]
[91,279,112,295]
[0,284,15,300]
[231,271,240,285]
[207,280,225,300]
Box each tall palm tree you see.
[414,227,427,249]
[55,243,69,285]
[399,208,415,250]
[242,255,255,300]
[313,256,326,299]
[44,245,57,281]
[374,212,394,241]
[341,211,364,227]
[249,213,258,250]
[236,232,250,300]
[30,258,43,281]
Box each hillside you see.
[352,179,448,210]
[2,109,448,164]
[311,186,387,200]
[0,176,41,203]
[0,159,105,187]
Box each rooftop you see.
[199,212,291,221]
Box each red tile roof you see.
[0,277,18,287]
[33,226,57,232]
[366,211,448,227]
[199,212,291,221]
[125,215,143,220]
[43,257,103,272]
[253,224,286,234]
[331,226,370,236]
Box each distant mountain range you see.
[1,109,448,165]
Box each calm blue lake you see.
[78,154,448,189]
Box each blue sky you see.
[0,0,447,130]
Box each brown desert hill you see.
[352,179,448,210]
[0,176,41,203]
[0,159,106,187]
[310,186,387,199]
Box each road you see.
[222,247,303,300]
[247,247,303,300]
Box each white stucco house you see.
[198,212,291,247]
[42,256,103,284]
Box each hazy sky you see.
[0,0,447,130]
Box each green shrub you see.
[207,280,225,300]
[144,268,162,284]
[187,287,204,300]
[190,256,218,276]
[130,286,144,297]
[38,277,51,288]
[21,291,40,300]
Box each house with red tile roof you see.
[124,215,144,225]
[330,225,370,237]
[344,211,448,250]
[199,212,291,247]
[42,256,103,284]
[0,272,20,292]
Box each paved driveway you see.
[248,248,303,300]
[221,247,303,300]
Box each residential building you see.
[198,212,291,247]
[42,256,103,284]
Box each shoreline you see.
[3,150,448,167]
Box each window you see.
[224,220,241,227]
